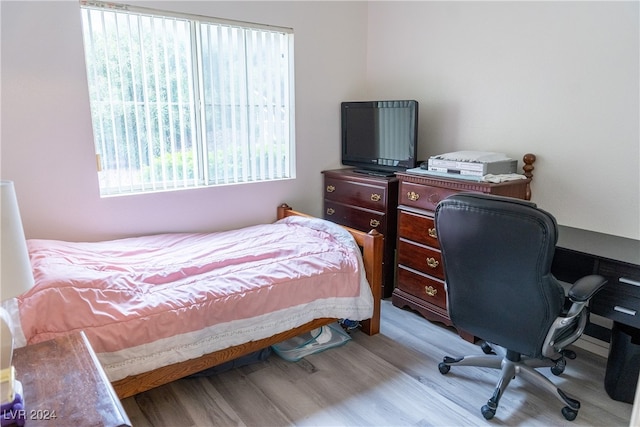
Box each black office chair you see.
[434,193,607,422]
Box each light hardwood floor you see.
[121,300,633,426]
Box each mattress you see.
[6,216,373,381]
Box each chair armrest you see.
[568,275,607,303]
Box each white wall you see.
[2,1,638,241]
[366,1,639,239]
[0,1,367,241]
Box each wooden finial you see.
[367,229,382,237]
[276,203,292,219]
[522,153,536,201]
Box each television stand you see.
[322,169,399,298]
[353,168,396,177]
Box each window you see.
[80,1,295,196]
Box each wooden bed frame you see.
[111,204,384,399]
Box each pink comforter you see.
[19,217,365,357]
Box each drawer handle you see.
[614,306,637,316]
[407,191,420,201]
[370,219,380,228]
[326,185,335,193]
[425,285,437,297]
[326,208,335,215]
[428,228,438,239]
[370,193,381,202]
[426,257,439,268]
[619,277,640,287]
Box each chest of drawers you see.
[392,172,532,342]
[322,169,399,298]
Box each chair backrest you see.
[435,193,565,358]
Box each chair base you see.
[438,343,581,421]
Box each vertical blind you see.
[80,2,295,196]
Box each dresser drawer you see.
[398,210,439,248]
[324,201,386,232]
[399,181,459,212]
[397,265,447,309]
[325,177,388,211]
[397,238,444,279]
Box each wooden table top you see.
[13,331,130,427]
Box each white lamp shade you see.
[1,181,34,301]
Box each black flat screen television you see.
[341,100,418,176]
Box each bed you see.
[6,204,383,399]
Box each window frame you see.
[80,1,296,197]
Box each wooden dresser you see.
[392,155,535,341]
[322,169,399,298]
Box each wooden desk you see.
[13,332,131,427]
[553,225,640,332]
[552,225,640,404]
[556,225,640,268]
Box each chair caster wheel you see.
[561,406,578,421]
[481,342,493,354]
[481,404,496,420]
[562,349,577,360]
[438,362,450,375]
[551,358,566,376]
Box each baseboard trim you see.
[573,334,610,359]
